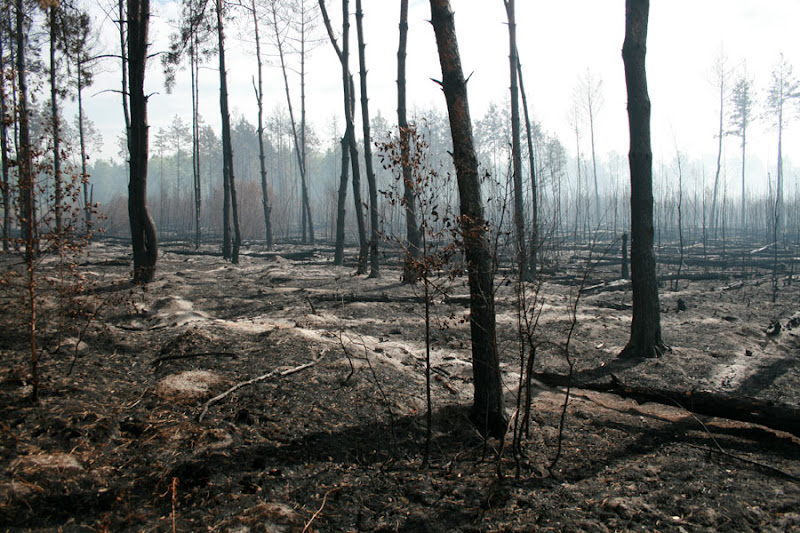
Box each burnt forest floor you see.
[1,239,799,532]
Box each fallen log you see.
[532,371,800,438]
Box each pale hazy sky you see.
[81,0,799,189]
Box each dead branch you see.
[151,352,239,367]
[683,443,800,483]
[198,352,326,421]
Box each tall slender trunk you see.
[504,0,528,281]
[355,0,379,278]
[16,0,34,253]
[517,62,537,275]
[216,0,240,263]
[190,12,202,249]
[620,0,664,359]
[710,76,724,240]
[251,0,272,249]
[347,79,368,274]
[334,133,349,264]
[299,7,313,243]
[589,100,600,226]
[776,97,784,240]
[77,61,91,234]
[740,122,746,233]
[319,0,367,269]
[270,1,312,245]
[119,0,130,153]
[128,0,158,284]
[429,0,507,438]
[397,0,420,282]
[0,21,10,251]
[49,7,62,238]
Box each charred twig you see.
[303,487,340,533]
[683,443,800,483]
[151,352,239,367]
[198,352,325,421]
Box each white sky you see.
[81,0,799,188]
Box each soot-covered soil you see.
[1,241,799,532]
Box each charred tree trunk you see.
[127,0,158,284]
[517,63,537,276]
[397,0,420,283]
[16,0,35,256]
[0,22,10,252]
[355,0,379,278]
[619,0,664,359]
[504,0,529,282]
[299,11,314,244]
[251,0,272,249]
[216,0,240,263]
[190,9,202,249]
[270,1,311,246]
[49,7,62,238]
[118,0,130,153]
[429,0,507,438]
[319,0,366,271]
[77,60,91,235]
[710,69,724,240]
[334,133,349,264]
[347,82,368,274]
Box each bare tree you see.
[429,0,507,437]
[249,0,272,248]
[504,0,529,281]
[728,69,754,233]
[0,7,11,251]
[267,0,314,244]
[709,50,730,239]
[397,0,420,282]
[215,0,241,262]
[319,0,367,272]
[765,53,799,240]
[619,0,665,359]
[576,69,603,227]
[355,0,379,277]
[127,0,158,283]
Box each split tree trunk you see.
[517,63,537,276]
[504,0,529,282]
[620,0,664,359]
[355,0,380,278]
[127,0,158,284]
[429,0,507,438]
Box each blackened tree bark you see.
[49,6,63,238]
[517,62,537,275]
[397,0,420,283]
[250,0,272,249]
[127,0,158,283]
[355,0,379,278]
[268,0,312,245]
[190,1,202,249]
[215,0,241,263]
[16,0,35,254]
[319,0,367,272]
[429,0,507,438]
[0,16,10,251]
[298,0,314,244]
[504,0,529,281]
[118,0,130,153]
[619,0,664,359]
